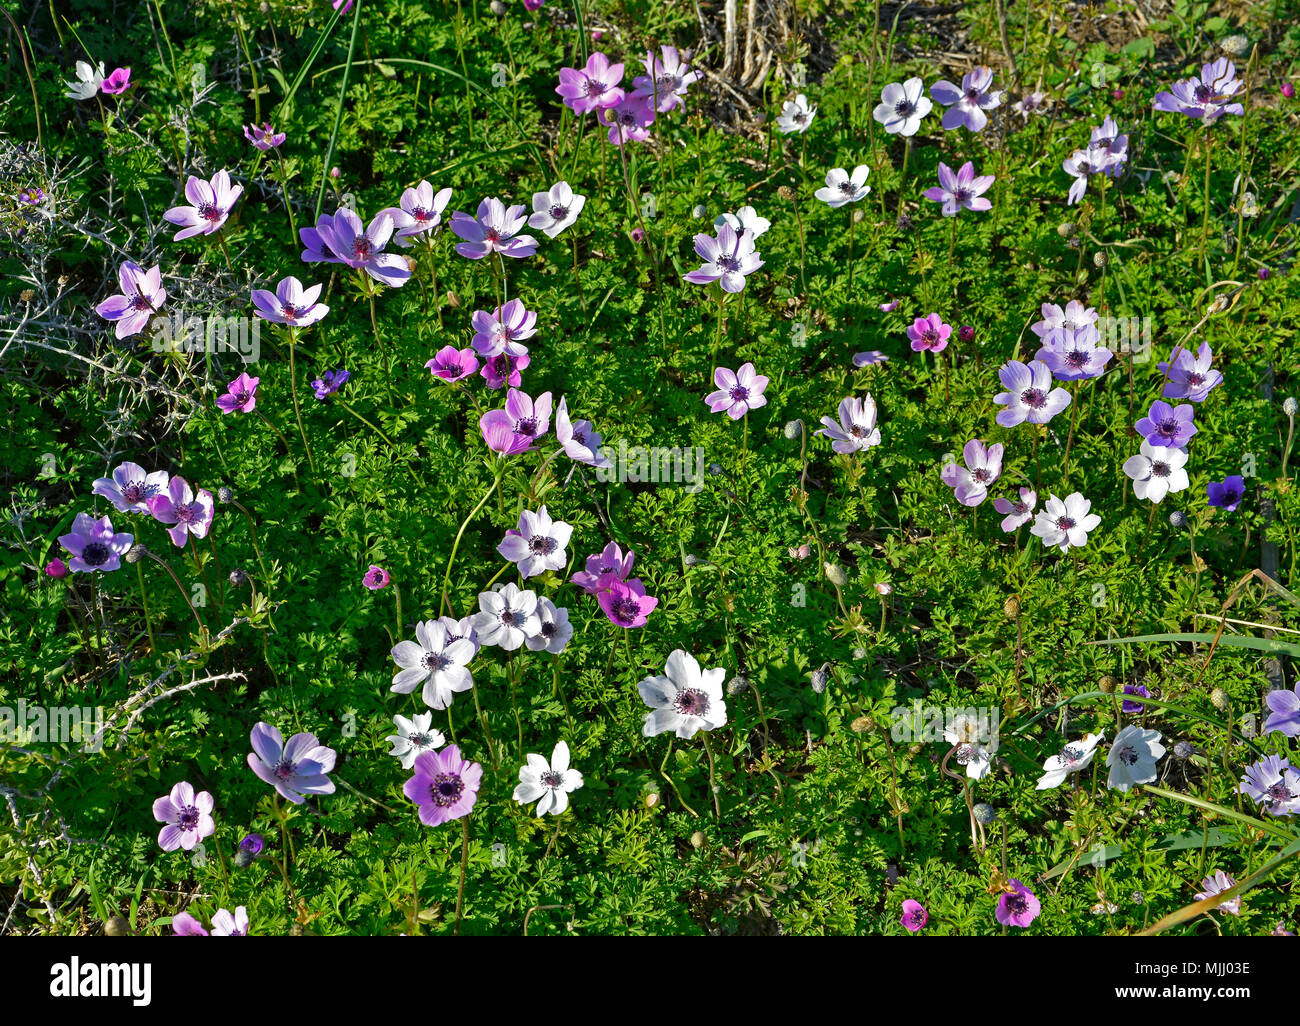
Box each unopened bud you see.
[1099,675,1118,694]
[1283,397,1298,417]
[851,715,875,733]
[1003,596,1020,620]
[783,419,803,440]
[103,916,131,937]
[726,674,750,696]
[229,568,248,586]
[125,543,147,564]
[823,563,847,586]
[689,830,706,849]
[692,204,709,217]
[217,486,234,504]
[1168,510,1187,528]
[1058,221,1076,238]
[973,803,997,825]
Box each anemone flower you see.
[246,722,337,805]
[303,208,411,287]
[907,313,951,352]
[1135,400,1197,448]
[555,397,613,468]
[147,477,215,548]
[251,276,329,327]
[597,575,658,628]
[243,123,285,150]
[498,506,573,579]
[1158,342,1223,402]
[571,542,634,593]
[632,46,698,112]
[450,197,538,260]
[817,395,881,453]
[96,261,167,339]
[994,360,1071,426]
[993,488,1037,533]
[215,372,259,415]
[1206,475,1245,512]
[514,740,584,816]
[930,66,1001,131]
[404,746,481,827]
[152,781,215,852]
[92,461,170,515]
[775,93,816,133]
[391,619,475,710]
[379,180,453,246]
[941,440,1004,507]
[638,649,727,738]
[163,170,242,240]
[555,52,625,115]
[470,299,536,358]
[1030,492,1101,553]
[58,513,134,575]
[528,181,586,238]
[427,346,479,383]
[923,161,994,217]
[814,166,870,208]
[683,223,763,292]
[473,583,541,651]
[873,78,932,136]
[1122,441,1189,503]
[387,712,447,770]
[705,363,769,419]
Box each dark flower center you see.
[1195,84,1214,103]
[515,416,539,437]
[411,206,433,223]
[1187,372,1205,387]
[529,534,558,555]
[894,99,916,117]
[657,73,677,92]
[500,609,520,627]
[121,482,145,504]
[540,620,556,638]
[838,180,855,195]
[972,468,991,483]
[965,87,981,103]
[1219,489,1240,505]
[280,303,299,321]
[1061,745,1083,765]
[1118,745,1140,766]
[199,203,222,222]
[431,773,464,806]
[274,758,296,781]
[178,806,200,830]
[82,542,110,566]
[717,254,741,273]
[1065,350,1089,369]
[540,770,564,788]
[729,385,750,402]
[409,731,434,748]
[673,688,710,716]
[1020,388,1047,409]
[1056,516,1077,532]
[549,204,567,220]
[1004,892,1027,915]
[173,503,196,525]
[421,651,449,673]
[584,79,608,98]
[353,238,372,260]
[1157,418,1179,439]
[954,187,974,204]
[611,597,641,624]
[1151,461,1171,478]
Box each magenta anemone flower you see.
[404,745,481,827]
[929,66,1001,131]
[173,913,209,936]
[923,161,994,217]
[152,781,215,852]
[471,299,536,358]
[1135,399,1197,448]
[993,487,1037,532]
[900,899,928,932]
[941,440,1004,507]
[480,413,536,457]
[994,360,1071,426]
[379,180,453,247]
[1153,57,1245,123]
[597,574,659,628]
[1206,474,1245,511]
[45,557,68,578]
[706,363,769,419]
[632,45,698,112]
[683,223,763,292]
[147,476,215,547]
[247,722,337,805]
[907,313,951,352]
[311,368,349,399]
[305,208,411,287]
[1158,342,1223,402]
[93,461,170,515]
[817,395,881,453]
[216,372,259,415]
[555,52,625,114]
[164,170,242,240]
[96,261,167,339]
[602,94,656,145]
[571,542,635,593]
[1035,326,1112,381]
[450,197,538,260]
[995,880,1041,927]
[555,396,612,468]
[101,67,131,95]
[243,122,285,150]
[363,564,390,590]
[252,276,329,327]
[427,345,479,383]
[481,388,553,447]
[480,351,530,390]
[58,513,133,573]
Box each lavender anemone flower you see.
[817,395,881,453]
[683,223,763,293]
[907,313,951,352]
[427,346,479,383]
[775,93,816,133]
[1063,144,1119,206]
[995,880,1041,928]
[470,299,536,358]
[305,208,411,287]
[216,372,259,415]
[1031,300,1099,342]
[571,542,634,593]
[480,352,530,390]
[1122,684,1151,714]
[556,397,613,468]
[498,505,573,579]
[638,649,727,738]
[390,620,475,710]
[930,66,1001,132]
[473,583,542,651]
[404,746,481,827]
[525,597,574,655]
[528,181,586,238]
[1194,871,1241,915]
[1158,342,1223,402]
[1238,755,1300,816]
[163,170,243,240]
[1206,474,1245,511]
[173,913,209,936]
[152,781,215,852]
[1153,57,1246,123]
[96,261,167,339]
[632,46,698,112]
[243,123,285,150]
[555,52,625,115]
[994,360,1071,426]
[210,907,250,936]
[252,276,329,327]
[379,180,453,247]
[1030,492,1101,552]
[923,161,994,217]
[1090,116,1129,172]
[1035,325,1112,381]
[246,722,337,805]
[814,166,870,208]
[58,513,133,573]
[1135,399,1197,448]
[1263,684,1300,737]
[311,368,349,399]
[450,197,537,260]
[852,351,889,367]
[1122,441,1189,503]
[706,363,769,419]
[602,94,656,146]
[993,487,1037,532]
[93,461,170,515]
[873,77,932,136]
[597,575,659,628]
[147,477,215,548]
[480,388,553,445]
[941,440,1004,507]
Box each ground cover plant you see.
[2,0,1300,938]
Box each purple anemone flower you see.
[173,913,208,936]
[404,746,481,827]
[211,907,250,936]
[1238,755,1300,816]
[147,476,215,548]
[556,52,625,115]
[632,45,698,113]
[597,574,659,628]
[923,161,994,217]
[480,351,530,390]
[1122,684,1150,714]
[246,722,337,805]
[471,299,536,358]
[92,461,170,515]
[101,67,131,95]
[571,542,635,593]
[941,440,1004,507]
[556,397,612,468]
[1194,871,1241,916]
[96,261,167,339]
[480,412,536,457]
[1158,342,1223,402]
[1035,326,1112,381]
[683,223,763,293]
[163,170,242,240]
[363,564,390,590]
[1263,684,1300,737]
[450,197,538,260]
[1063,144,1118,206]
[1031,300,1099,342]
[907,313,951,353]
[995,879,1041,927]
[480,387,553,444]
[243,122,285,150]
[215,372,259,415]
[311,368,349,400]
[379,180,453,247]
[602,94,656,146]
[58,513,133,573]
[497,505,574,579]
[252,276,329,327]
[1135,399,1197,448]
[900,899,928,932]
[994,360,1071,426]
[993,487,1037,532]
[303,208,411,287]
[427,346,479,383]
[1153,57,1245,123]
[1206,475,1244,512]
[706,363,769,419]
[152,781,215,852]
[929,66,1001,132]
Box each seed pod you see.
[1099,675,1118,694]
[973,803,997,825]
[689,831,706,849]
[823,563,847,587]
[233,848,254,868]
[850,715,874,733]
[1283,397,1298,417]
[229,568,248,586]
[1058,221,1076,238]
[1168,510,1187,528]
[103,916,131,937]
[1210,688,1229,711]
[783,419,803,440]
[776,186,795,202]
[1003,596,1020,620]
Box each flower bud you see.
[217,486,234,504]
[776,186,795,202]
[726,674,750,696]
[125,544,147,564]
[1003,596,1020,620]
[45,557,69,578]
[103,916,131,937]
[689,830,706,849]
[1058,221,1076,238]
[1093,251,1108,268]
[1259,267,1271,280]
[692,203,709,217]
[1283,82,1296,99]
[1168,510,1187,528]
[644,791,660,809]
[233,848,254,868]
[810,665,830,693]
[1283,397,1298,417]
[958,325,975,343]
[973,802,997,825]
[1210,688,1229,711]
[1099,675,1118,694]
[823,563,847,586]
[783,419,803,440]
[1173,740,1195,760]
[850,715,875,733]
[229,568,248,586]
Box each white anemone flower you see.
[638,649,728,739]
[390,620,475,709]
[472,582,541,651]
[776,93,817,133]
[386,711,446,769]
[513,740,584,816]
[1122,441,1189,503]
[814,166,870,208]
[1036,732,1105,789]
[1106,725,1166,792]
